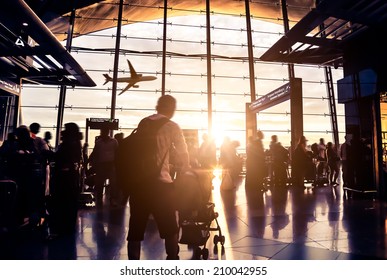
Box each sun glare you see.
[212,167,223,191]
[211,127,227,148]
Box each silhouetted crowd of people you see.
[244,132,374,195]
[0,122,83,237]
[0,108,375,260]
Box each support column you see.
[324,66,340,148]
[110,0,124,126]
[206,0,213,135]
[55,8,76,147]
[317,0,339,149]
[161,0,168,96]
[245,0,257,140]
[290,78,303,153]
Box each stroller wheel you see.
[213,235,219,244]
[220,235,225,245]
[193,247,202,260]
[213,245,218,255]
[221,245,225,255]
[202,248,209,260]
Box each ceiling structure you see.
[22,0,387,74]
[1,0,319,89]
[3,0,386,88]
[0,1,97,88]
[25,0,316,41]
[260,0,387,74]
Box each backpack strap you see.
[138,117,171,176]
[137,117,169,131]
[152,118,171,175]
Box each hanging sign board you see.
[86,118,119,130]
[249,82,291,113]
[0,78,20,95]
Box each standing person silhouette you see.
[127,95,189,260]
[50,123,83,236]
[29,123,49,155]
[29,123,50,198]
[270,135,289,187]
[42,131,55,198]
[198,133,217,170]
[7,126,42,227]
[317,138,327,177]
[292,136,309,189]
[43,131,54,152]
[89,127,119,207]
[340,135,352,188]
[245,131,266,192]
[326,142,340,185]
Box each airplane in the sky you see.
[103,60,157,95]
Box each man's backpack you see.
[115,117,169,196]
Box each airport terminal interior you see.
[1,0,387,260]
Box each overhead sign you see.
[86,118,119,130]
[249,82,291,113]
[0,78,20,95]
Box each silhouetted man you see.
[89,127,118,206]
[127,95,189,260]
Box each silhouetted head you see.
[257,130,264,140]
[15,125,31,142]
[298,135,308,145]
[29,122,41,134]
[44,131,52,141]
[156,95,176,119]
[100,127,110,138]
[271,135,278,143]
[311,143,318,153]
[61,122,82,142]
[114,132,124,142]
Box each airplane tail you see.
[103,74,112,85]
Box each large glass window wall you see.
[21,0,344,153]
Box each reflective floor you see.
[1,172,387,260]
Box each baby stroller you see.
[175,169,225,260]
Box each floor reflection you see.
[1,172,387,260]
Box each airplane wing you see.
[118,82,135,95]
[127,60,138,77]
